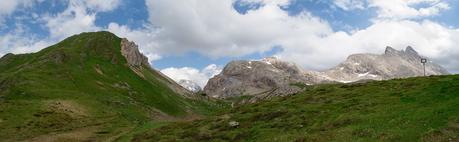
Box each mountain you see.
[204,46,448,99]
[324,46,449,83]
[135,74,459,141]
[178,79,202,93]
[0,31,217,141]
[203,57,330,102]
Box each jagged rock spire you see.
[120,38,150,67]
[405,46,418,55]
[385,46,399,55]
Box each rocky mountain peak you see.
[405,46,418,55]
[178,79,202,93]
[261,56,279,64]
[204,57,327,100]
[384,46,420,58]
[384,46,401,56]
[120,38,150,67]
[119,38,195,98]
[262,57,302,74]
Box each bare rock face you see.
[120,38,150,67]
[324,46,449,83]
[203,57,326,100]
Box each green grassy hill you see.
[0,31,221,141]
[2,31,458,142]
[134,75,459,142]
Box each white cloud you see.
[0,0,37,15]
[0,27,53,57]
[0,0,20,16]
[83,0,121,12]
[43,1,100,40]
[145,0,331,58]
[0,0,41,25]
[0,0,123,56]
[145,0,459,73]
[107,23,162,63]
[334,0,366,11]
[368,0,450,19]
[160,64,222,88]
[236,0,291,6]
[36,0,121,40]
[276,20,459,72]
[333,0,451,19]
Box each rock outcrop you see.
[203,57,328,100]
[120,38,195,98]
[120,38,150,67]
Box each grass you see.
[133,75,459,142]
[2,31,458,142]
[0,31,224,141]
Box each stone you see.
[120,38,149,67]
[229,121,239,128]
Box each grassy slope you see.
[0,32,221,141]
[134,75,459,142]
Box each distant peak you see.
[263,56,278,60]
[404,46,418,55]
[178,79,202,93]
[262,56,279,63]
[384,46,398,55]
[1,53,14,59]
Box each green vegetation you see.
[134,75,459,142]
[290,82,308,89]
[0,31,223,141]
[2,31,459,142]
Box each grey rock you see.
[120,38,150,67]
[120,38,196,98]
[203,57,326,100]
[229,121,239,127]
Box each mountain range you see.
[203,46,449,101]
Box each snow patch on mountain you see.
[178,80,202,93]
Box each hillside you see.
[135,75,459,142]
[0,31,221,141]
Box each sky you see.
[1,0,459,88]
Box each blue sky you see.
[1,0,459,87]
